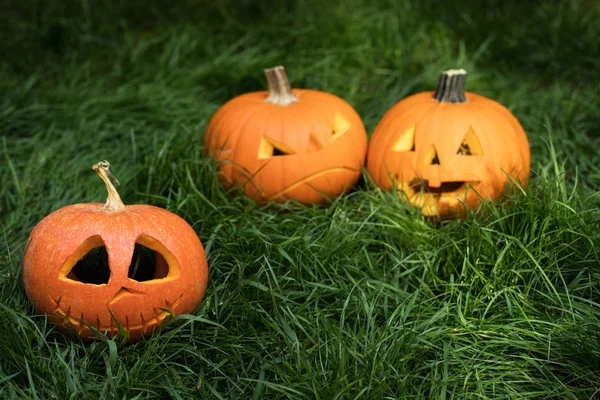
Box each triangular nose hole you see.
[309,132,324,151]
[116,287,145,296]
[424,145,440,165]
[110,287,146,305]
[392,125,416,152]
[457,126,483,155]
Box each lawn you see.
[1,0,600,398]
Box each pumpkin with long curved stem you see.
[204,65,368,205]
[367,69,531,218]
[22,161,209,341]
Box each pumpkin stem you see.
[92,161,126,211]
[433,69,468,103]
[264,65,298,106]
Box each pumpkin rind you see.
[367,69,531,218]
[204,66,368,205]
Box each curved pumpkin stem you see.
[264,65,298,106]
[433,69,467,103]
[92,161,126,211]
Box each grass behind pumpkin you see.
[1,0,600,398]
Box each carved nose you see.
[426,169,442,188]
[109,287,146,305]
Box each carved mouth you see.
[266,166,358,201]
[50,294,182,337]
[397,179,479,216]
[408,179,467,196]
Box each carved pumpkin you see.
[22,161,209,341]
[204,65,368,205]
[367,69,530,218]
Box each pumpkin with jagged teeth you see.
[22,161,209,341]
[367,69,531,218]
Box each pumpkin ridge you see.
[204,100,257,155]
[208,102,262,160]
[226,106,269,182]
[468,96,523,176]
[418,107,444,166]
[472,96,531,177]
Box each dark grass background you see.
[1,0,600,398]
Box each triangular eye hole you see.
[68,246,111,284]
[133,235,180,282]
[457,127,483,155]
[331,113,351,142]
[272,147,288,156]
[392,125,416,152]
[58,235,180,286]
[258,136,295,159]
[127,242,170,282]
[59,235,111,285]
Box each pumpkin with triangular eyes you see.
[367,69,530,218]
[22,162,209,341]
[204,66,368,205]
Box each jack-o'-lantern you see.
[22,161,209,341]
[367,69,530,218]
[204,65,368,205]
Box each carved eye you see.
[331,113,351,142]
[258,136,295,159]
[392,125,416,152]
[60,236,110,284]
[457,127,483,155]
[272,147,288,157]
[127,242,170,282]
[258,113,352,157]
[59,235,177,285]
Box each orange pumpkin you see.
[367,69,530,218]
[22,161,209,341]
[204,65,368,205]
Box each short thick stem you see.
[264,65,298,106]
[92,161,125,211]
[433,69,467,103]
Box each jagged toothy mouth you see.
[396,179,479,216]
[407,179,468,197]
[50,294,182,336]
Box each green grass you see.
[1,0,600,398]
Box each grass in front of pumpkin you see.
[1,0,600,398]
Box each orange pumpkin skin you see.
[367,70,530,218]
[22,166,209,341]
[204,66,367,205]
